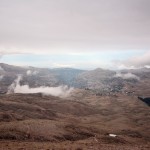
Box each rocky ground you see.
[0,90,149,150]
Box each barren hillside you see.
[0,92,149,149]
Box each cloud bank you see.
[124,51,150,68]
[8,75,74,97]
[0,0,150,55]
[0,0,150,69]
[113,50,150,69]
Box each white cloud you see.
[52,63,76,68]
[112,50,150,69]
[26,70,31,75]
[145,65,150,68]
[115,73,140,80]
[8,75,74,97]
[124,51,150,67]
[26,70,38,76]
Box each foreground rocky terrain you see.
[0,91,149,149]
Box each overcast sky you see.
[0,0,150,69]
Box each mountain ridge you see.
[0,63,150,96]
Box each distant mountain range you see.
[0,63,150,95]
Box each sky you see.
[0,0,150,70]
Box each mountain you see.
[0,63,55,93]
[0,63,150,96]
[73,68,121,91]
[50,68,85,86]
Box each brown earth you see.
[0,91,149,150]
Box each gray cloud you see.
[0,0,150,54]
